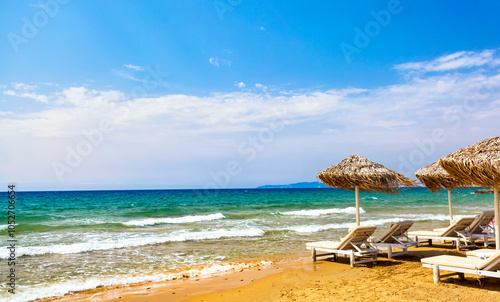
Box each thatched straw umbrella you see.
[317,155,416,226]
[415,161,473,224]
[439,136,500,249]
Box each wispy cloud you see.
[3,63,500,139]
[114,70,142,82]
[209,57,231,67]
[123,64,144,71]
[255,83,267,92]
[4,90,49,103]
[395,49,500,73]
[13,82,38,90]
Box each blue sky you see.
[1,1,500,191]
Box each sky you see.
[1,1,500,191]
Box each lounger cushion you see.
[422,251,500,270]
[408,230,442,237]
[306,241,341,249]
[421,255,484,270]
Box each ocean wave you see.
[280,207,364,216]
[123,213,225,226]
[2,227,264,258]
[2,260,273,302]
[285,217,397,233]
[283,214,472,234]
[385,213,471,222]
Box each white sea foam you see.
[123,213,225,226]
[2,260,273,302]
[2,227,264,258]
[384,213,471,222]
[281,207,364,216]
[284,214,472,234]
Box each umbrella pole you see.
[494,188,499,251]
[355,186,360,226]
[448,189,453,225]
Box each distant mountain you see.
[256,181,329,189]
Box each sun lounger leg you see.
[456,239,461,251]
[312,248,317,262]
[387,247,393,259]
[349,251,354,268]
[458,273,465,280]
[428,239,432,246]
[433,266,440,284]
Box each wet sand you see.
[45,245,500,302]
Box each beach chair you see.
[433,212,495,247]
[368,221,418,258]
[408,217,476,251]
[466,248,496,259]
[306,225,378,268]
[421,250,500,283]
[468,211,495,247]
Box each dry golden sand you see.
[45,245,500,302]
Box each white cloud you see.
[3,68,499,140]
[395,49,500,73]
[255,83,268,92]
[13,82,37,90]
[114,70,141,82]
[123,64,144,71]
[209,58,219,67]
[260,26,266,31]
[209,57,231,67]
[4,90,49,103]
[235,82,246,88]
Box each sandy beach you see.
[42,244,500,302]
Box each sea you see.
[0,187,495,302]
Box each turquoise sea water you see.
[0,188,495,302]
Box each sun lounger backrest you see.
[478,251,500,271]
[468,211,494,234]
[440,217,475,237]
[373,221,413,243]
[336,225,377,250]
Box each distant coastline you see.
[256,181,329,189]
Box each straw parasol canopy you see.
[317,155,416,226]
[415,161,473,224]
[439,136,500,249]
[439,137,500,190]
[415,161,472,193]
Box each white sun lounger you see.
[306,225,378,268]
[468,211,495,247]
[434,212,495,247]
[369,221,417,258]
[421,250,500,283]
[408,217,476,251]
[466,248,496,259]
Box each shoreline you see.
[35,254,309,302]
[39,245,500,302]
